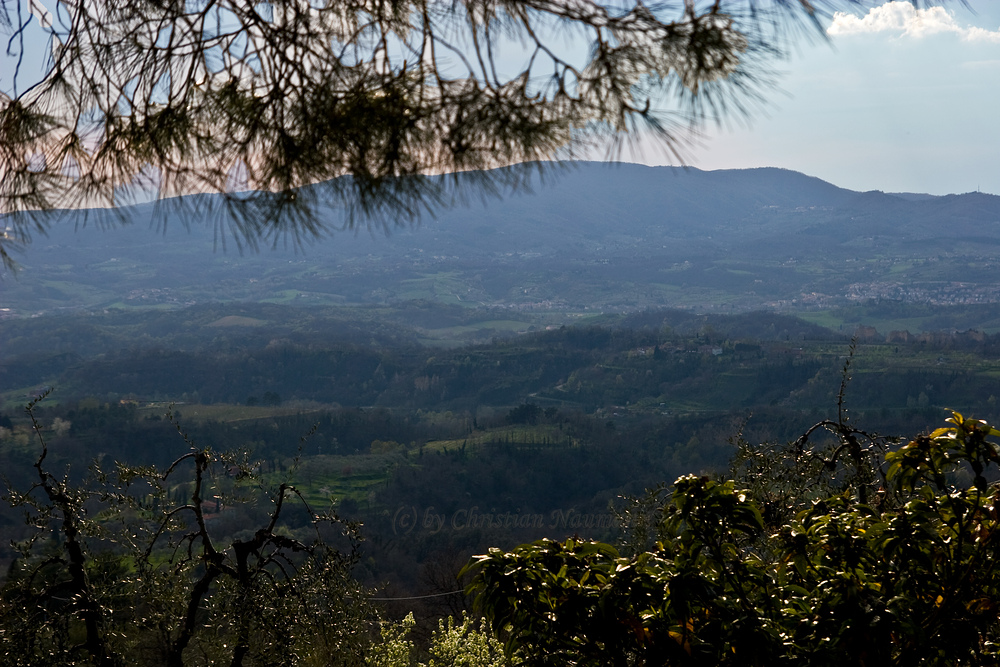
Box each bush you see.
[468,412,1000,666]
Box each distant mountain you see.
[888,192,939,202]
[5,162,1000,317]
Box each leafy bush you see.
[370,612,515,667]
[468,412,1000,666]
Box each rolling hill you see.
[4,162,1000,317]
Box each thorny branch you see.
[4,397,368,666]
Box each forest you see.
[5,301,1000,663]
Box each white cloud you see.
[964,25,1000,43]
[828,1,1000,42]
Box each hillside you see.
[4,162,1000,318]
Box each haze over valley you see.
[6,163,1000,330]
[6,160,1000,608]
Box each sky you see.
[672,1,1000,196]
[3,1,999,197]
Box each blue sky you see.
[673,2,1000,195]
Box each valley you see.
[5,163,1000,329]
[5,161,1000,615]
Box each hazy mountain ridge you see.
[5,162,1000,317]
